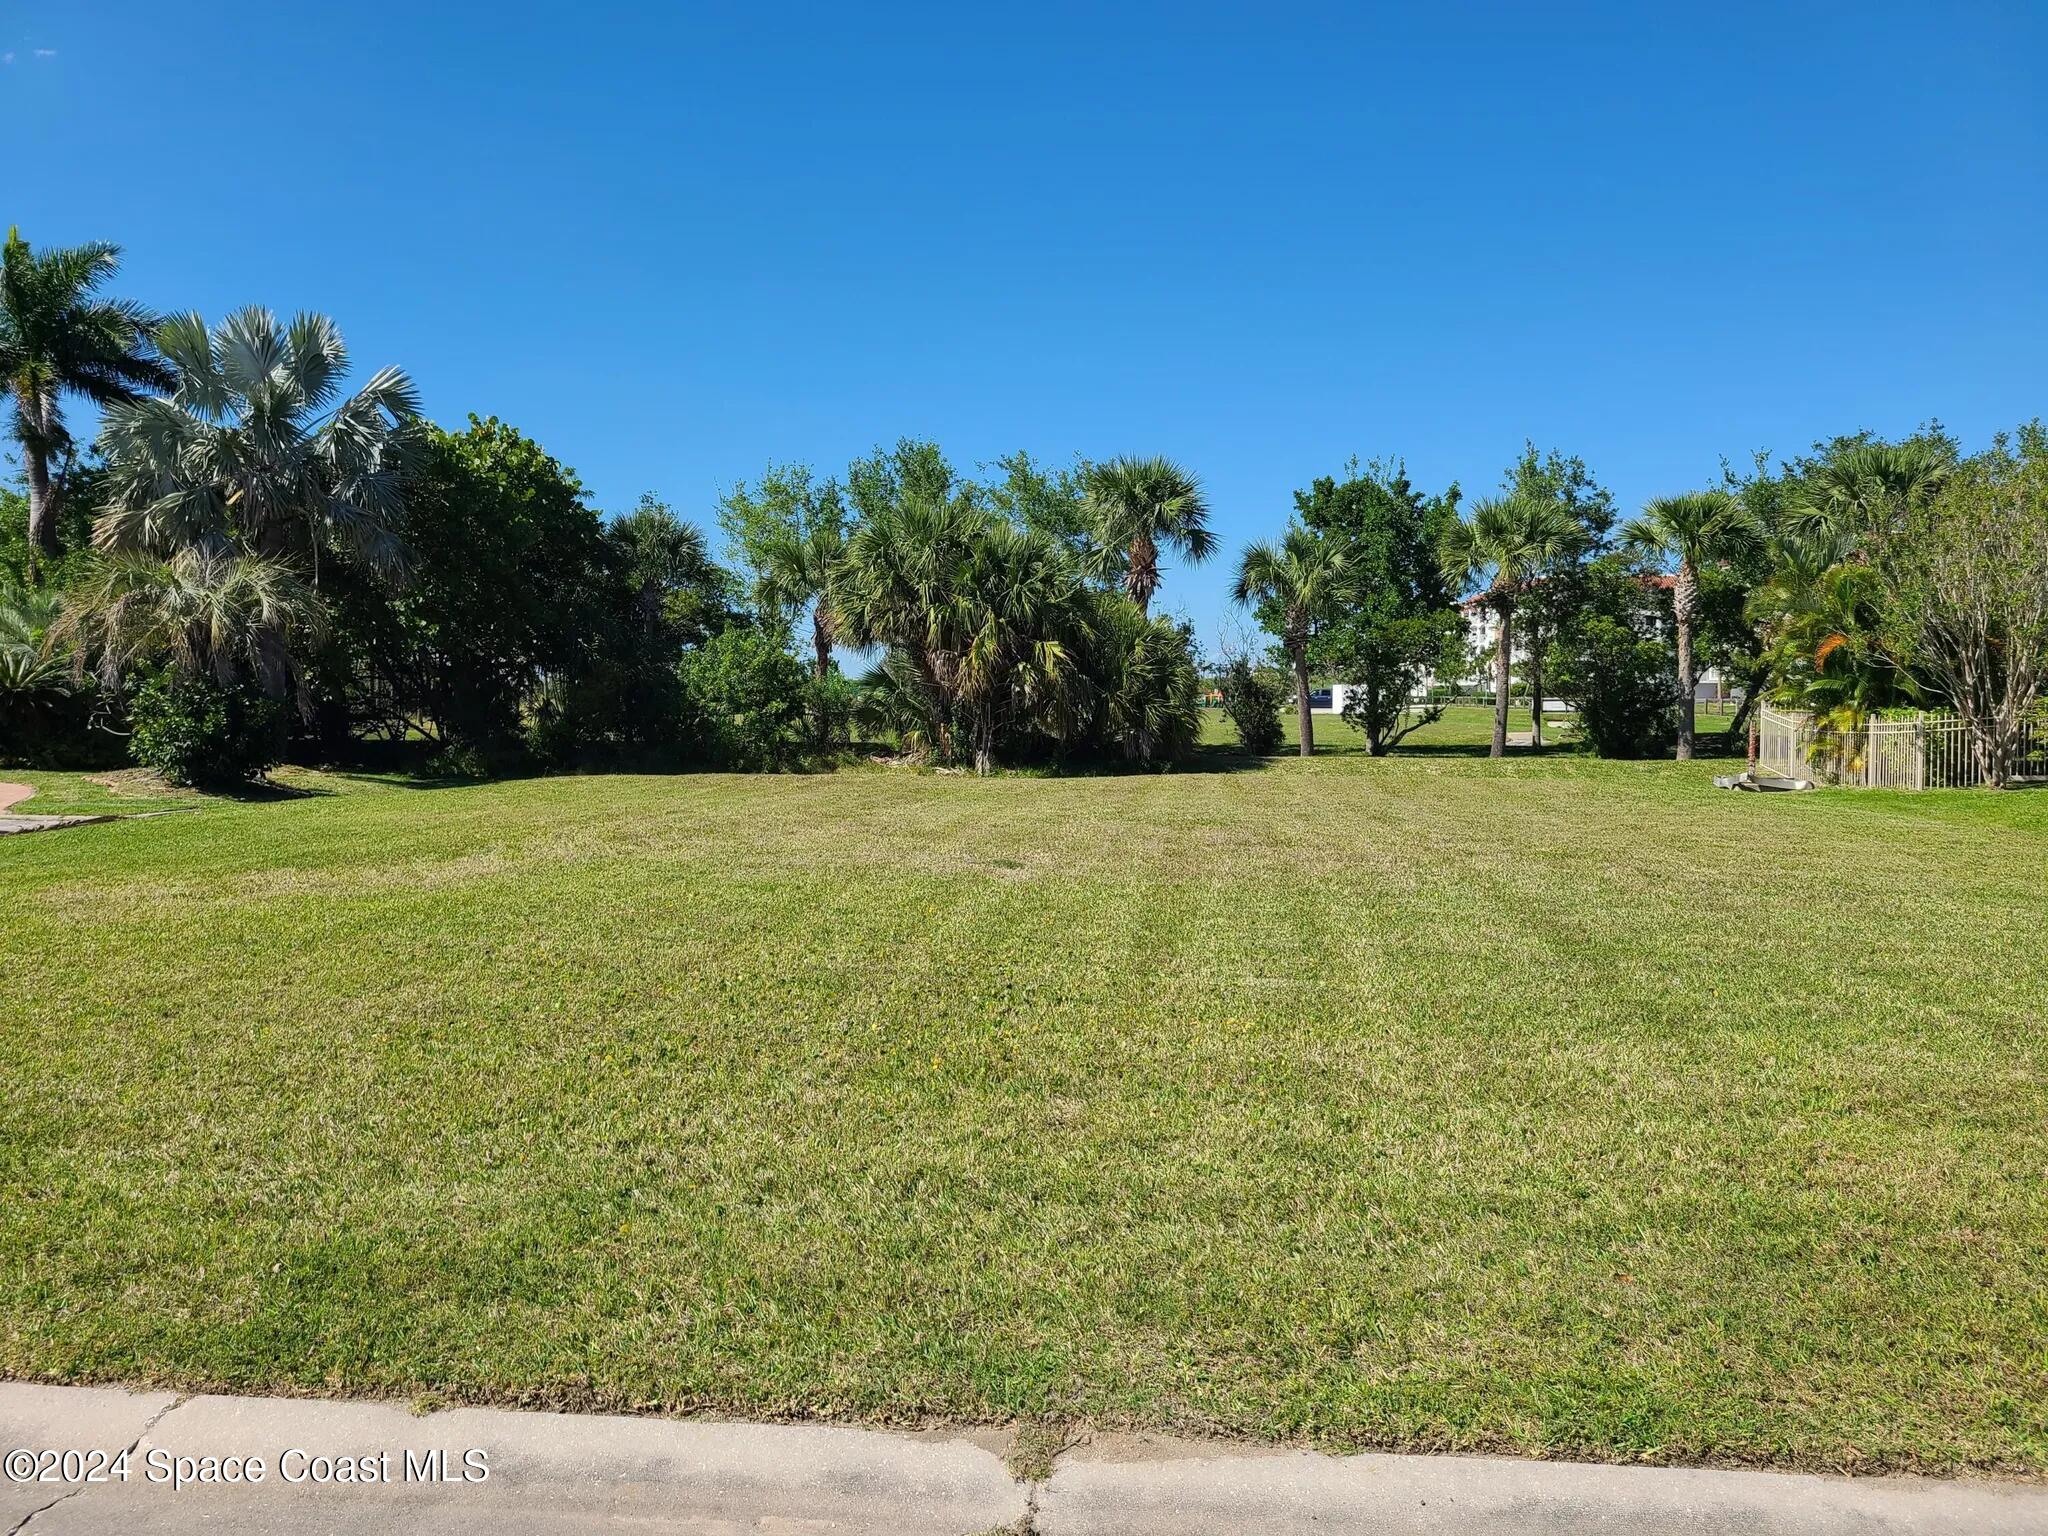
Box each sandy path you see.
[0,782,34,814]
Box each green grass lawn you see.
[2,748,2044,1471]
[0,769,202,819]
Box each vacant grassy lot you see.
[2,748,2044,1471]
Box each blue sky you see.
[7,1,2043,648]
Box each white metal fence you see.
[1758,706,2048,789]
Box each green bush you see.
[678,629,808,769]
[1547,558,1679,758]
[127,671,288,786]
[1218,657,1285,754]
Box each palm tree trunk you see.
[810,611,833,751]
[1527,623,1544,750]
[811,611,831,681]
[1674,559,1698,761]
[1491,605,1512,759]
[1127,532,1157,617]
[24,438,59,566]
[1292,638,1313,758]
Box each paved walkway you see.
[0,781,126,837]
[3,1383,2042,1534]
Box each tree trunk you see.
[811,611,831,681]
[1527,625,1544,750]
[810,611,833,751]
[1127,532,1157,616]
[1292,637,1313,758]
[24,438,59,567]
[1491,605,1512,759]
[1674,558,1698,761]
[1747,714,1760,776]
[972,714,996,777]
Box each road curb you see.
[3,1383,2042,1533]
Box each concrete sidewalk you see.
[3,1383,2043,1534]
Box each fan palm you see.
[0,229,170,569]
[51,547,327,697]
[1232,523,1349,757]
[836,490,988,762]
[1792,440,1948,544]
[1086,594,1200,766]
[1085,456,1215,615]
[755,520,848,681]
[95,308,421,580]
[1622,489,1759,759]
[951,521,1089,773]
[1440,496,1585,758]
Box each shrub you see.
[678,629,808,769]
[1218,657,1285,754]
[1547,558,1680,758]
[127,670,288,786]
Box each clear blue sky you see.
[8,1,2043,648]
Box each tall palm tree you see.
[0,229,170,570]
[1622,489,1759,760]
[838,494,1087,773]
[1085,455,1215,615]
[756,520,848,681]
[95,308,420,580]
[1232,523,1349,758]
[1440,496,1584,758]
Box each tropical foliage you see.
[1439,494,1585,758]
[3,223,2042,789]
[0,229,168,568]
[1232,523,1349,757]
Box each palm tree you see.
[1232,524,1348,758]
[1085,455,1215,615]
[1792,440,1948,544]
[79,309,418,704]
[952,521,1088,774]
[1440,496,1584,758]
[836,490,987,762]
[0,229,170,571]
[1622,490,1759,760]
[756,519,848,681]
[95,309,420,580]
[0,579,72,697]
[52,547,326,696]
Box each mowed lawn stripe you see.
[1,752,2043,1469]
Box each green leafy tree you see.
[1296,459,1463,755]
[1440,495,1586,758]
[678,628,809,769]
[1876,424,2048,786]
[0,229,169,570]
[1217,653,1284,754]
[1621,490,1760,759]
[1085,455,1214,615]
[1546,555,1680,758]
[987,450,1120,585]
[836,444,1093,773]
[1500,445,1613,747]
[1232,523,1349,758]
